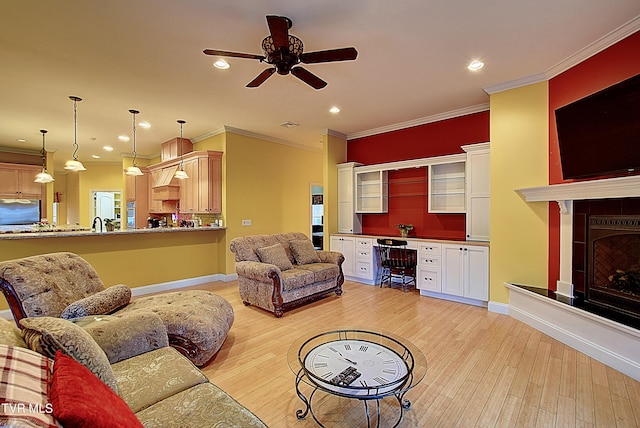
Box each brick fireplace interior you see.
[572,197,640,328]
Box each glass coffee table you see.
[288,328,427,427]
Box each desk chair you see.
[377,239,417,292]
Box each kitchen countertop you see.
[0,226,226,240]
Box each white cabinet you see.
[337,163,362,233]
[354,238,376,282]
[417,242,442,292]
[330,235,356,277]
[355,169,388,213]
[428,161,466,213]
[442,244,489,301]
[463,143,490,241]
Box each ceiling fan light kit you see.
[204,15,357,89]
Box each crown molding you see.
[346,103,490,141]
[325,129,347,140]
[218,125,322,152]
[485,15,640,95]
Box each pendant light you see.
[34,129,55,183]
[174,119,189,179]
[125,109,143,176]
[64,96,86,171]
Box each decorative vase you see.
[400,229,408,238]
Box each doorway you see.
[91,191,122,228]
[311,184,323,250]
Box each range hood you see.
[152,165,180,201]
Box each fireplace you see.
[572,197,640,328]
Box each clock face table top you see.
[288,328,427,399]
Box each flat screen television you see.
[555,72,640,180]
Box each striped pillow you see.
[0,345,58,428]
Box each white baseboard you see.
[0,273,238,321]
[488,301,509,315]
[505,282,640,382]
[419,290,487,308]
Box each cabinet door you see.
[179,159,199,212]
[418,268,440,292]
[464,246,489,301]
[17,168,44,197]
[330,236,355,277]
[0,168,19,195]
[442,244,464,296]
[198,154,222,213]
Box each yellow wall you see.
[489,82,549,303]
[78,164,124,227]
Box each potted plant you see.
[104,218,116,232]
[394,223,414,238]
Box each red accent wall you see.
[547,31,640,289]
[347,111,489,239]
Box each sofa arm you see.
[317,250,345,266]
[235,260,282,284]
[78,311,169,364]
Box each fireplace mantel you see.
[516,174,640,205]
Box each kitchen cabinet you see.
[337,163,362,233]
[125,169,149,227]
[463,143,490,241]
[354,237,376,282]
[161,137,193,162]
[330,235,355,277]
[428,161,466,213]
[0,163,43,199]
[179,152,223,214]
[148,168,178,214]
[441,244,489,301]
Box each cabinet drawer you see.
[418,268,440,292]
[355,260,373,280]
[356,238,372,247]
[418,243,441,254]
[355,249,372,259]
[419,256,440,267]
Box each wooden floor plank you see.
[164,280,640,427]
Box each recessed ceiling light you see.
[468,60,484,71]
[329,106,341,114]
[103,146,114,152]
[139,122,151,129]
[214,59,230,69]
[118,135,130,142]
[91,155,101,159]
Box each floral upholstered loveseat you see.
[0,314,266,427]
[230,232,344,317]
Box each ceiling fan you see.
[203,15,358,90]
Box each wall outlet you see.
[242,219,252,226]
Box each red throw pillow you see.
[50,350,143,428]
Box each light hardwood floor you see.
[185,280,640,427]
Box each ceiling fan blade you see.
[299,47,358,64]
[266,15,290,49]
[246,68,276,87]
[203,49,265,61]
[291,67,327,90]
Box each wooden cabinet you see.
[147,168,178,214]
[337,163,362,233]
[179,152,222,214]
[354,237,376,282]
[330,235,355,277]
[355,169,388,213]
[0,163,43,199]
[125,170,148,227]
[463,143,490,241]
[428,161,466,213]
[161,138,193,162]
[442,244,489,301]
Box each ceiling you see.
[1,1,639,171]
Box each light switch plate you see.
[242,219,251,226]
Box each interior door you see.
[95,192,115,219]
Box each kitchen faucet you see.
[92,216,103,233]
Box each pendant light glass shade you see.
[35,129,55,183]
[65,96,86,171]
[125,109,144,176]
[174,119,189,179]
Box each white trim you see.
[488,301,509,315]
[515,175,640,202]
[419,290,487,308]
[354,152,466,173]
[193,125,322,152]
[505,282,640,382]
[130,274,237,297]
[483,73,548,95]
[346,104,490,140]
